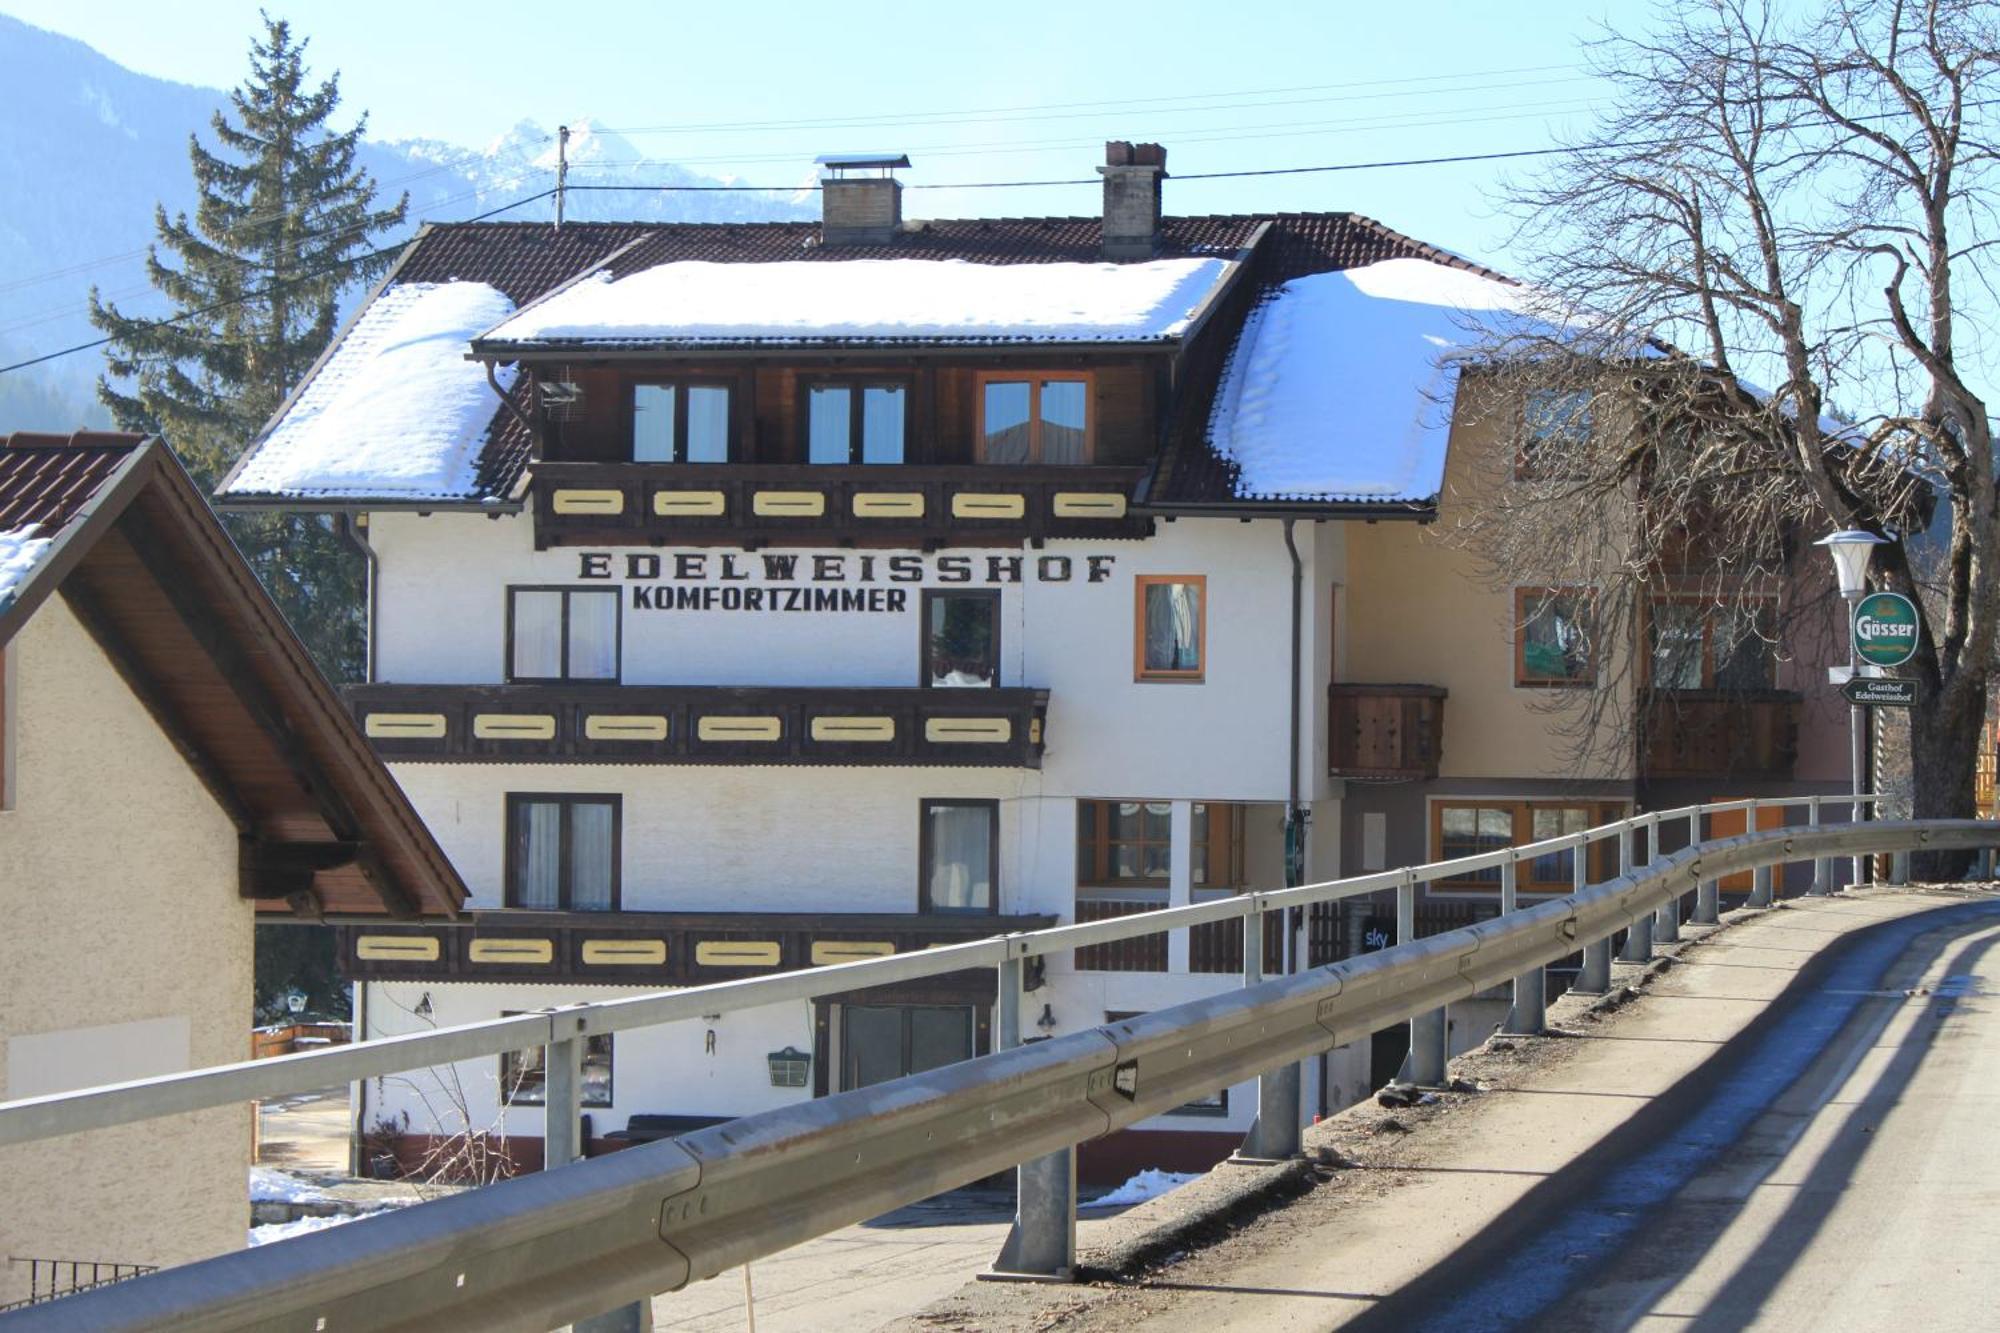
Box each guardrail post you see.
[1238,902,1303,1161]
[992,951,1077,1281]
[1618,820,1653,963]
[1572,831,1612,995]
[1891,849,1910,885]
[1810,796,1831,894]
[1692,808,1719,925]
[1397,872,1449,1088]
[1501,855,1546,1036]
[1655,815,1682,943]
[552,1020,655,1332]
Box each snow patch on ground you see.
[1208,258,1535,501]
[0,524,50,607]
[482,258,1233,345]
[1086,1169,1200,1209]
[248,1211,388,1247]
[224,281,516,500]
[249,1166,332,1204]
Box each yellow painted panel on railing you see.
[363,713,447,740]
[697,716,783,742]
[1051,492,1128,518]
[355,936,440,961]
[811,941,896,965]
[468,939,554,965]
[951,493,1026,520]
[924,717,1012,744]
[751,491,827,517]
[653,490,727,517]
[584,714,670,742]
[582,939,669,966]
[550,489,625,515]
[695,941,782,967]
[472,714,557,741]
[810,716,896,742]
[852,492,925,518]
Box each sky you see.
[0,0,1646,267]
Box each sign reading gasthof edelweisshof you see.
[1852,591,1921,667]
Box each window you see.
[975,373,1091,464]
[922,590,999,688]
[920,799,997,914]
[1431,799,1625,891]
[1647,598,1777,690]
[1515,588,1594,687]
[1076,799,1243,892]
[1518,388,1593,477]
[508,587,620,682]
[806,381,907,464]
[631,381,731,462]
[506,794,621,911]
[500,1018,613,1108]
[1135,575,1204,681]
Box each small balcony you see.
[345,683,1050,769]
[1327,683,1447,780]
[529,462,1154,549]
[1639,688,1802,780]
[338,910,1057,987]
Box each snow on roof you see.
[478,257,1235,347]
[224,282,516,501]
[0,524,51,610]
[1207,258,1534,502]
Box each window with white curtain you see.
[508,587,619,682]
[630,381,732,462]
[1135,575,1205,681]
[507,794,620,911]
[921,800,996,914]
[806,382,907,464]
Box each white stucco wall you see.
[0,597,252,1304]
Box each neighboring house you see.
[0,432,466,1309]
[214,143,1851,1182]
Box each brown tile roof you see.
[225,211,1496,510]
[0,435,468,920]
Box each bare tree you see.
[1454,0,1996,870]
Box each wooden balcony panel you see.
[530,461,1154,549]
[345,683,1049,769]
[1327,683,1447,780]
[1072,897,1168,972]
[1640,689,1802,780]
[337,911,1056,988]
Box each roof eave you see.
[213,495,522,515]
[1136,495,1438,522]
[469,337,1190,361]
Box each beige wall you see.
[1341,382,1632,783]
[0,596,252,1305]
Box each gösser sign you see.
[1852,591,1921,668]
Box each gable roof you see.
[0,432,467,921]
[216,211,1498,514]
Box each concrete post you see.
[1501,855,1546,1036]
[1654,815,1682,943]
[1398,873,1449,1087]
[1692,809,1719,924]
[1573,831,1612,995]
[992,954,1077,1280]
[1618,821,1653,963]
[1810,797,1832,894]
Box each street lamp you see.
[1816,530,1890,889]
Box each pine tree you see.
[89,13,407,680]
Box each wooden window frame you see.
[1643,595,1778,690]
[1429,799,1627,892]
[505,585,622,684]
[972,370,1095,464]
[1514,586,1596,688]
[504,793,623,912]
[1134,574,1207,682]
[627,377,737,463]
[919,588,1001,688]
[1074,798,1244,892]
[918,798,999,916]
[500,1016,614,1108]
[801,377,913,465]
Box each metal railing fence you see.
[5,810,1991,1332]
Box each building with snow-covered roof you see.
[218,143,1856,1183]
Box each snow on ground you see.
[480,257,1234,346]
[222,281,516,500]
[1207,258,1536,501]
[249,1165,331,1204]
[0,524,50,607]
[248,1211,391,1247]
[1085,1169,1199,1209]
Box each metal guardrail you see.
[4,797,1979,1333]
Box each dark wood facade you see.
[1639,689,1802,780]
[1327,683,1448,780]
[344,683,1050,768]
[337,910,1057,988]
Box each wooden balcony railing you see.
[530,461,1153,549]
[1639,688,1802,780]
[1074,898,1343,973]
[338,911,1056,988]
[344,683,1049,769]
[1327,683,1447,780]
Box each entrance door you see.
[839,1004,976,1092]
[1709,801,1786,890]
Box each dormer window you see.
[806,380,907,464]
[976,372,1091,464]
[632,381,731,463]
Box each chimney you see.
[817,153,909,245]
[1099,142,1167,260]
